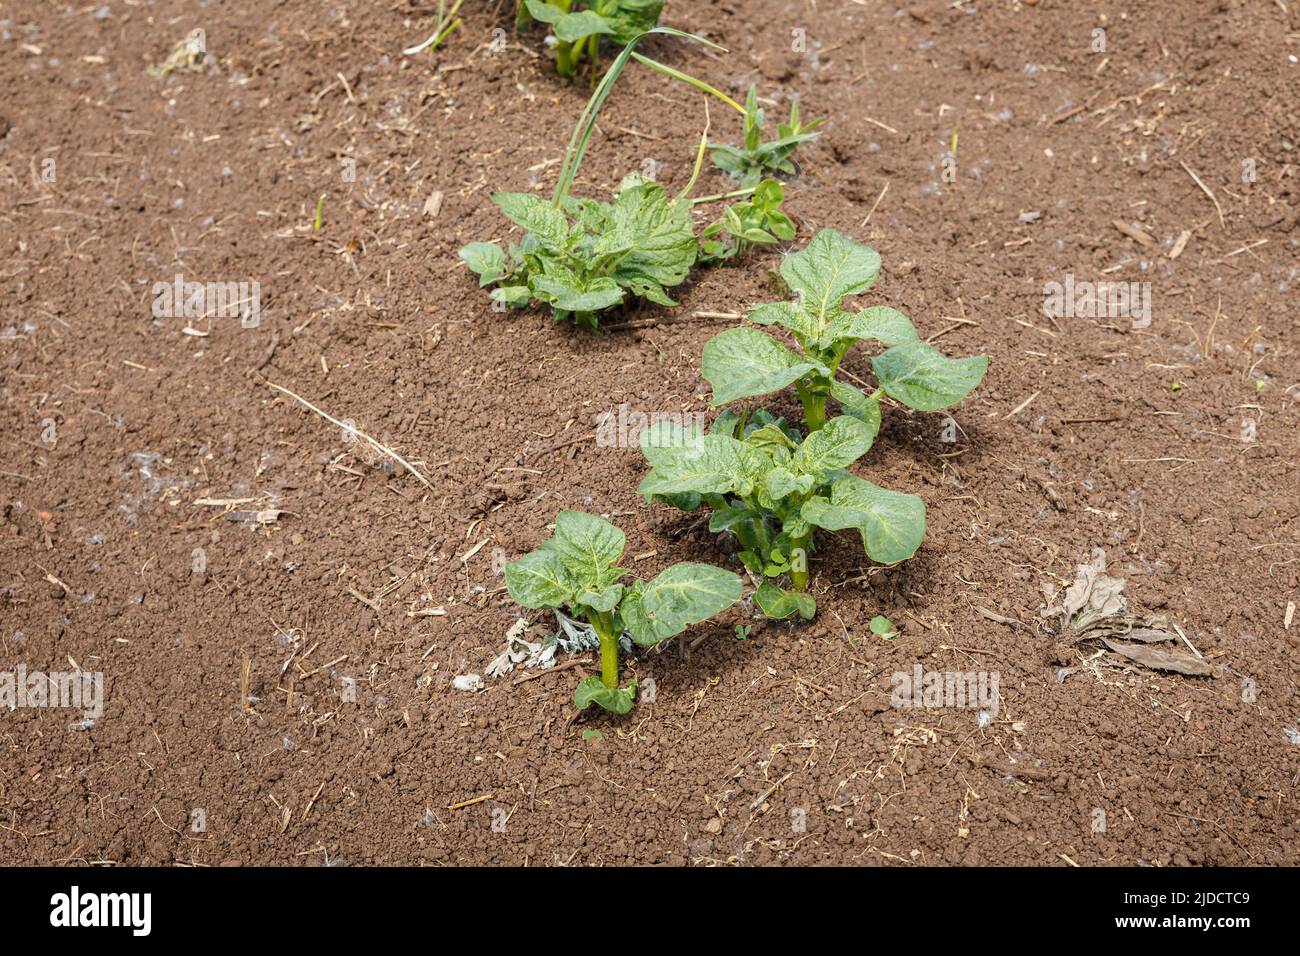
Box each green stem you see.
[688,186,756,206]
[798,381,827,432]
[590,611,619,689]
[556,40,575,77]
[790,529,811,591]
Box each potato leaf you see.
[544,510,626,585]
[829,380,881,438]
[802,474,926,564]
[756,580,816,620]
[637,434,755,498]
[780,228,881,328]
[701,327,824,405]
[823,305,919,348]
[574,675,637,714]
[793,415,875,476]
[490,192,570,250]
[504,549,576,609]
[871,341,989,412]
[621,563,743,646]
[458,242,510,287]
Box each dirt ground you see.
[1,0,1298,866]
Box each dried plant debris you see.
[1042,549,1212,677]
[484,611,634,680]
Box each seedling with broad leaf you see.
[701,228,988,433]
[870,615,898,639]
[504,510,742,713]
[638,230,986,616]
[460,174,698,330]
[459,30,793,328]
[708,85,823,188]
[638,409,923,619]
[517,0,663,78]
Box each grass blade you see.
[552,27,730,205]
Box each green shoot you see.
[709,84,824,188]
[504,511,742,713]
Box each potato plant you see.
[638,229,988,617]
[504,511,742,713]
[701,229,989,433]
[459,29,790,328]
[460,177,697,330]
[638,411,922,619]
[517,0,662,78]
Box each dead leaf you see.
[1100,638,1214,676]
[424,191,443,218]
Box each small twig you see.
[1178,160,1225,229]
[264,380,433,490]
[860,180,889,227]
[512,657,591,686]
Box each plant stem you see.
[688,186,756,206]
[590,611,620,689]
[790,529,811,591]
[797,381,827,432]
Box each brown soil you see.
[2,0,1298,867]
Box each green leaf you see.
[779,229,881,329]
[531,274,625,313]
[638,418,705,466]
[701,327,823,406]
[524,0,565,25]
[574,676,637,714]
[491,192,570,250]
[491,285,532,308]
[745,421,798,451]
[623,563,742,646]
[504,549,575,609]
[637,434,753,498]
[830,380,881,438]
[801,474,926,564]
[578,583,624,614]
[605,184,697,293]
[546,510,626,584]
[755,581,816,620]
[746,301,818,343]
[607,0,664,42]
[823,306,919,347]
[793,415,874,475]
[553,10,618,42]
[871,341,989,412]
[708,505,757,533]
[763,466,815,502]
[458,242,510,286]
[870,614,898,639]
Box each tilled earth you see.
[1,0,1298,865]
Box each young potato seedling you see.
[708,85,824,188]
[697,179,796,264]
[517,0,662,78]
[701,228,989,433]
[638,409,923,619]
[640,230,988,618]
[460,32,791,328]
[504,511,742,713]
[460,175,698,330]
